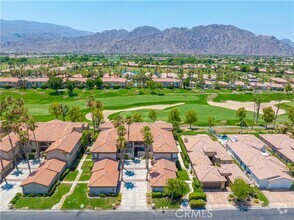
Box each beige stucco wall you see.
[22,181,56,195]
[89,187,117,195]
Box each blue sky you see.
[1,1,294,40]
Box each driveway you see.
[205,190,235,209]
[262,190,294,207]
[0,159,43,210]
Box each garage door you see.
[203,182,221,189]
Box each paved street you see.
[1,208,294,220]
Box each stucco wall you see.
[89,187,117,195]
[22,181,55,195]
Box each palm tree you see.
[255,96,262,124]
[18,129,32,174]
[27,117,40,163]
[86,96,96,133]
[117,125,127,181]
[273,98,281,129]
[125,115,133,141]
[112,115,124,128]
[141,126,153,179]
[0,138,8,184]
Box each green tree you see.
[164,178,187,199]
[230,178,250,201]
[262,107,275,129]
[61,104,69,121]
[132,113,144,122]
[185,110,198,129]
[112,115,125,127]
[236,107,247,133]
[66,79,75,96]
[49,102,62,119]
[288,107,294,124]
[117,125,127,180]
[284,83,292,94]
[94,77,103,89]
[156,82,164,95]
[148,109,158,122]
[168,108,181,131]
[48,76,63,94]
[254,95,262,124]
[208,116,216,129]
[68,106,84,122]
[86,79,95,89]
[147,80,157,94]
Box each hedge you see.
[60,169,70,181]
[189,199,206,209]
[188,192,206,201]
[10,193,22,205]
[152,192,163,198]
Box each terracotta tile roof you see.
[259,134,294,163]
[102,77,126,83]
[193,164,226,182]
[45,131,82,153]
[91,122,178,154]
[219,164,250,184]
[226,135,293,182]
[188,150,212,166]
[182,135,232,162]
[27,78,49,82]
[0,132,19,153]
[21,159,66,187]
[154,78,181,83]
[0,158,12,172]
[149,158,177,187]
[89,158,119,187]
[0,77,20,83]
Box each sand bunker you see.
[85,103,184,122]
[207,100,290,115]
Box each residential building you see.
[91,122,178,161]
[20,159,66,195]
[26,78,48,88]
[102,77,126,88]
[154,78,181,88]
[0,78,21,88]
[226,134,293,189]
[149,158,177,192]
[259,134,294,164]
[88,158,120,195]
[270,78,288,85]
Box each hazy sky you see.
[1,1,294,40]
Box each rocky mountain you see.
[1,22,294,56]
[281,39,294,47]
[0,19,93,42]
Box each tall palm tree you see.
[125,115,133,141]
[273,98,281,129]
[117,125,127,180]
[27,117,40,163]
[112,115,124,128]
[141,126,153,179]
[255,96,262,124]
[86,96,96,133]
[19,129,31,174]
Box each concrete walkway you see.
[119,159,148,210]
[176,141,194,209]
[51,155,87,209]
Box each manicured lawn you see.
[15,183,71,209]
[251,187,269,206]
[62,184,117,209]
[79,160,94,181]
[1,88,292,126]
[152,198,181,209]
[63,170,79,181]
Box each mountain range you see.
[1,20,294,56]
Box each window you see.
[31,149,36,153]
[93,153,97,158]
[172,153,177,159]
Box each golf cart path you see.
[207,100,290,115]
[85,103,184,122]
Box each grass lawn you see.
[251,187,269,206]
[79,160,94,181]
[1,88,292,126]
[62,184,117,209]
[152,198,181,209]
[15,183,71,209]
[63,170,79,181]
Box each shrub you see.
[100,193,106,198]
[152,192,163,198]
[192,179,201,190]
[78,84,85,89]
[28,153,35,160]
[60,169,70,180]
[167,84,174,89]
[3,84,12,89]
[188,192,206,201]
[10,193,22,205]
[41,83,48,89]
[113,85,120,89]
[189,199,206,209]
